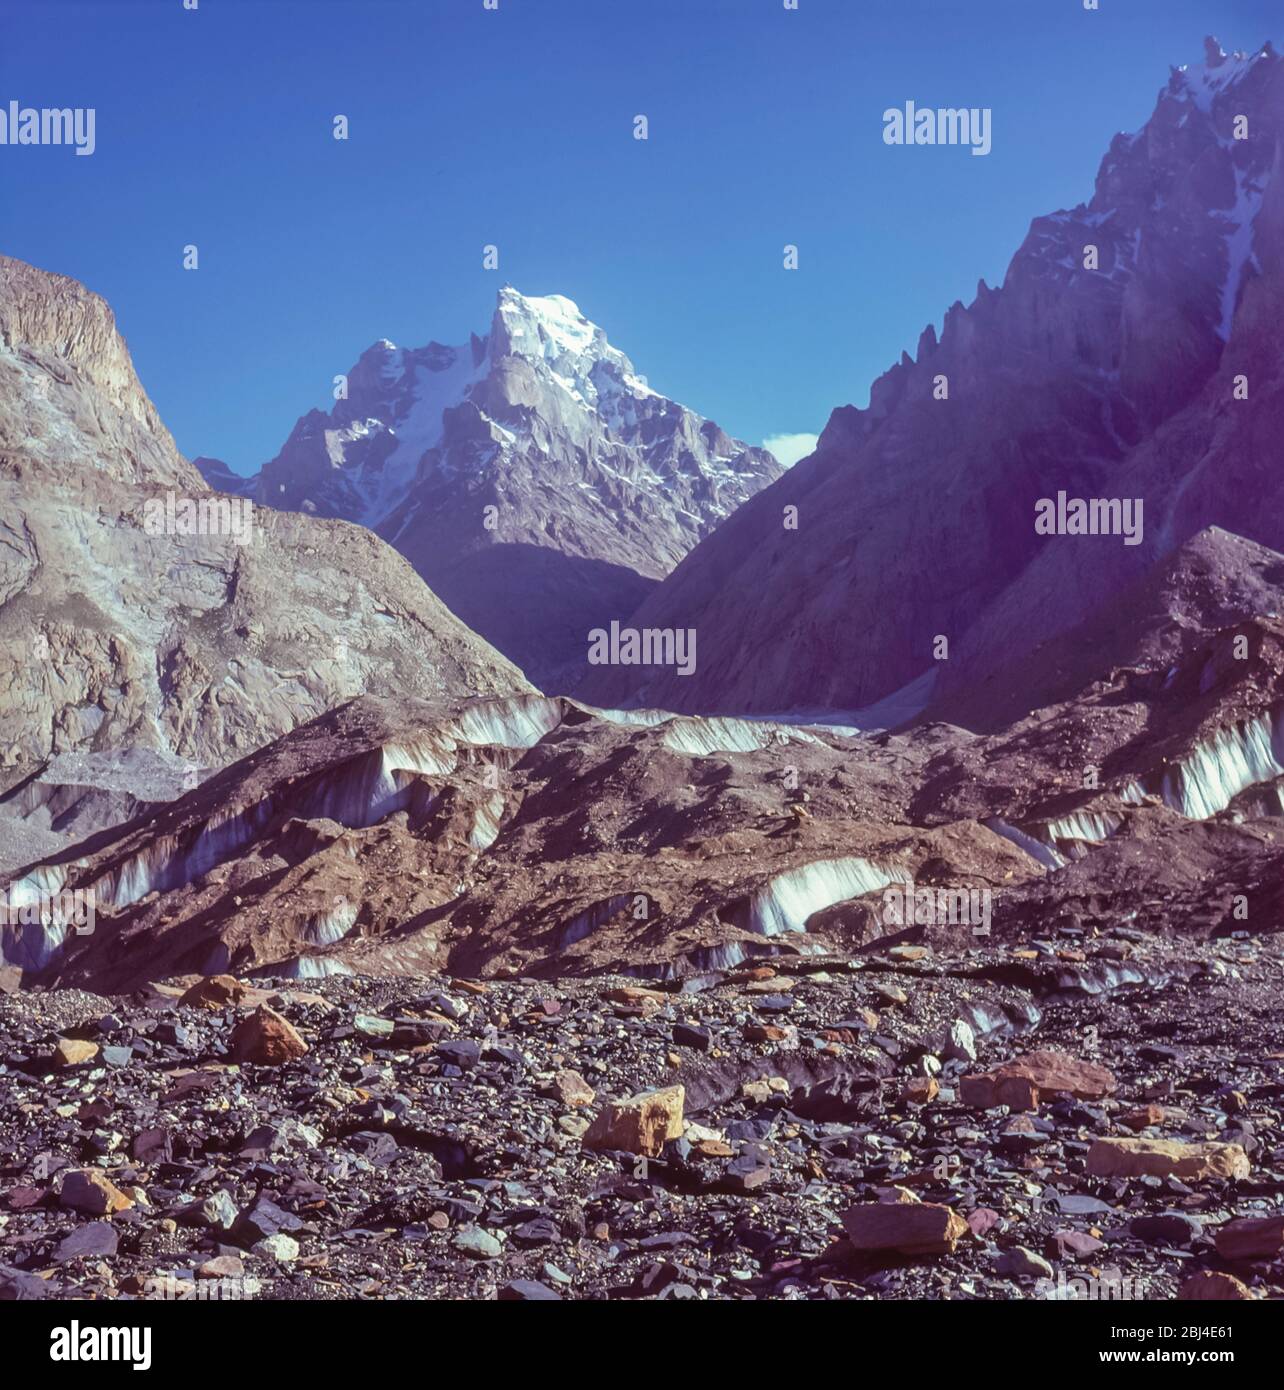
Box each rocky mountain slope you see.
[576,39,1284,721]
[0,255,531,792]
[222,288,780,685]
[9,521,1284,990]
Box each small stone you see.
[944,1020,977,1063]
[900,1077,939,1107]
[189,1189,239,1231]
[253,1234,299,1262]
[753,994,796,1013]
[52,1038,99,1068]
[744,1024,789,1043]
[1130,1212,1202,1247]
[499,1279,561,1300]
[1085,1137,1250,1182]
[672,1023,712,1051]
[198,1255,245,1279]
[1178,1271,1255,1301]
[1119,1104,1166,1131]
[352,1013,395,1038]
[229,1006,308,1065]
[998,1246,1054,1280]
[888,945,929,962]
[547,1069,595,1109]
[179,974,249,1010]
[0,1264,49,1299]
[1052,1229,1104,1259]
[1214,1215,1284,1261]
[967,1208,1003,1238]
[694,1139,733,1158]
[435,1039,482,1070]
[602,986,666,1009]
[961,1051,1115,1110]
[239,1195,302,1242]
[583,1086,685,1158]
[54,1222,119,1263]
[58,1170,133,1217]
[453,1225,502,1259]
[842,1200,968,1256]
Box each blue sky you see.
[1,0,1278,472]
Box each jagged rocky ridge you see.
[576,39,1284,721]
[212,289,780,685]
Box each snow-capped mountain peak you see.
[237,288,781,684]
[491,286,658,409]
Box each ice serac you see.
[0,254,532,783]
[239,288,781,686]
[740,857,909,937]
[575,41,1284,719]
[1154,709,1284,818]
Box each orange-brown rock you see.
[1214,1215,1284,1261]
[745,1024,791,1043]
[229,1006,308,1066]
[546,1068,595,1109]
[1086,1137,1250,1182]
[1178,1271,1255,1300]
[59,1169,134,1216]
[961,1051,1116,1110]
[52,1038,99,1068]
[582,1086,684,1158]
[1119,1104,1167,1132]
[900,1076,940,1107]
[180,975,249,1011]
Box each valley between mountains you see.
[1,37,1283,1305]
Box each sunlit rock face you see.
[0,255,532,785]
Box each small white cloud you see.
[762,432,819,468]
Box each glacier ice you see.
[554,894,635,949]
[304,897,359,946]
[983,819,1065,872]
[274,955,356,979]
[1155,709,1284,819]
[742,856,908,936]
[0,915,70,972]
[660,716,818,757]
[467,792,508,851]
[451,697,564,751]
